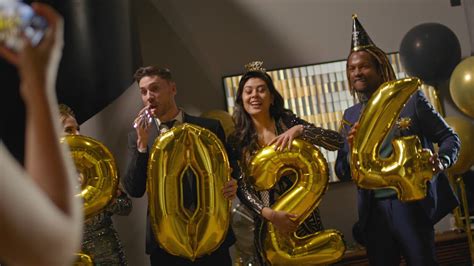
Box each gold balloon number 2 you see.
[249,139,345,265]
[350,78,434,201]
[148,124,231,261]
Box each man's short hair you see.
[59,104,75,118]
[133,66,173,84]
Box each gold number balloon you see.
[350,77,434,202]
[61,135,118,218]
[444,116,474,175]
[249,139,345,265]
[148,124,231,261]
[74,253,93,266]
[449,56,474,118]
[200,109,235,138]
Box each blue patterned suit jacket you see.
[335,90,460,235]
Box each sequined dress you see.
[81,191,132,265]
[229,110,344,265]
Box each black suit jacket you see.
[123,113,235,256]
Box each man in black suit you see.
[124,66,236,265]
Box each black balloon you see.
[399,23,461,86]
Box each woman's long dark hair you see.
[229,71,285,165]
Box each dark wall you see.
[1,0,141,163]
[0,61,24,163]
[50,0,141,123]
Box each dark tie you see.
[162,119,197,211]
[183,170,197,212]
[161,119,176,130]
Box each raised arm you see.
[123,131,149,197]
[281,110,344,151]
[0,3,81,265]
[415,90,460,168]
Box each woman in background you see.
[59,104,132,265]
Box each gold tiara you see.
[244,61,266,73]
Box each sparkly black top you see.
[81,190,132,265]
[228,110,343,265]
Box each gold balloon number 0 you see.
[61,135,118,218]
[249,139,345,265]
[350,78,434,202]
[148,124,231,261]
[74,252,93,266]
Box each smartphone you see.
[0,1,48,52]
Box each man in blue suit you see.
[335,16,460,265]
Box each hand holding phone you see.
[0,1,48,52]
[0,2,63,104]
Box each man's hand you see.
[347,122,360,149]
[222,179,237,200]
[134,106,153,151]
[429,153,447,174]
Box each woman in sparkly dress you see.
[81,190,132,265]
[227,62,344,265]
[60,104,132,265]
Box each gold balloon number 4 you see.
[148,124,231,261]
[351,78,433,201]
[249,139,345,265]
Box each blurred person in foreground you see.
[0,3,82,265]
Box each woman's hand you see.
[222,179,237,200]
[269,125,304,151]
[262,207,298,234]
